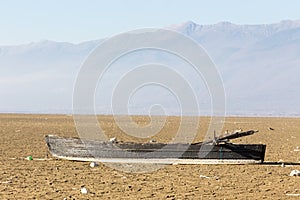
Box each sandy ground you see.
[0,114,299,199]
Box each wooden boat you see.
[45,130,266,164]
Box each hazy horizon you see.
[1,1,300,117]
[1,20,300,116]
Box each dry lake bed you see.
[0,114,299,199]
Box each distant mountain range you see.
[1,20,300,116]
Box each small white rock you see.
[109,137,117,143]
[90,162,98,168]
[81,187,88,194]
[289,170,300,176]
[199,175,210,179]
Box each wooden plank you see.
[199,130,258,145]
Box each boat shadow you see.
[263,161,300,166]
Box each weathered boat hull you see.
[45,135,266,164]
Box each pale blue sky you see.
[1,0,300,45]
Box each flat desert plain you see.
[0,114,299,199]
